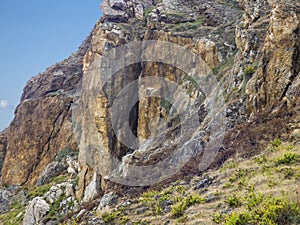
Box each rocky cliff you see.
[0,32,92,186]
[0,0,299,224]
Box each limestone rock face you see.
[0,133,6,172]
[101,0,155,21]
[23,197,50,225]
[75,0,236,196]
[1,32,92,186]
[246,0,300,112]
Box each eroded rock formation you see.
[0,0,299,210]
[1,33,92,186]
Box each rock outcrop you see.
[101,0,155,21]
[0,132,6,173]
[1,32,93,186]
[23,197,50,225]
[75,0,241,198]
[0,1,299,217]
[246,0,300,113]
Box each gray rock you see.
[23,197,50,225]
[82,172,102,203]
[36,161,67,186]
[97,192,118,211]
[290,129,300,140]
[60,196,79,216]
[136,206,149,214]
[76,209,87,219]
[65,182,75,198]
[120,200,132,207]
[194,176,213,190]
[66,156,79,176]
[44,184,64,204]
[206,194,216,203]
[110,0,127,11]
[0,186,26,213]
[101,0,129,22]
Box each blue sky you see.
[0,0,102,131]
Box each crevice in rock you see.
[280,34,300,100]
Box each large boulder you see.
[23,197,50,225]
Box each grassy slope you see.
[90,140,300,225]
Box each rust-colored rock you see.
[1,32,93,186]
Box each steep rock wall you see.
[75,0,241,199]
[1,33,93,186]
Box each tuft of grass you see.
[121,216,130,224]
[171,201,186,218]
[56,147,78,162]
[0,200,25,225]
[274,152,299,166]
[27,184,52,199]
[226,194,242,208]
[171,193,204,218]
[101,212,116,223]
[271,138,282,148]
[144,6,155,17]
[243,65,256,76]
[48,174,69,185]
[224,193,300,225]
[220,160,237,171]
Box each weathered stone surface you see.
[290,129,300,140]
[1,1,299,216]
[2,95,73,186]
[197,39,221,69]
[246,0,300,113]
[36,161,67,186]
[23,197,50,225]
[97,192,118,210]
[66,156,80,176]
[0,132,6,173]
[73,0,244,198]
[60,196,79,216]
[101,0,154,21]
[44,184,64,204]
[1,31,92,187]
[82,172,102,203]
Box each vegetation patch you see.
[56,147,78,162]
[222,193,300,225]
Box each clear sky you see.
[0,0,102,131]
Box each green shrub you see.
[27,184,52,198]
[275,153,299,166]
[221,193,300,225]
[102,212,116,223]
[271,138,282,148]
[171,201,186,218]
[121,216,130,224]
[212,212,223,223]
[56,147,78,162]
[171,193,204,218]
[253,154,268,164]
[224,212,251,225]
[243,65,256,76]
[226,195,242,208]
[49,174,69,185]
[160,99,172,114]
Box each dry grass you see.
[89,140,300,224]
